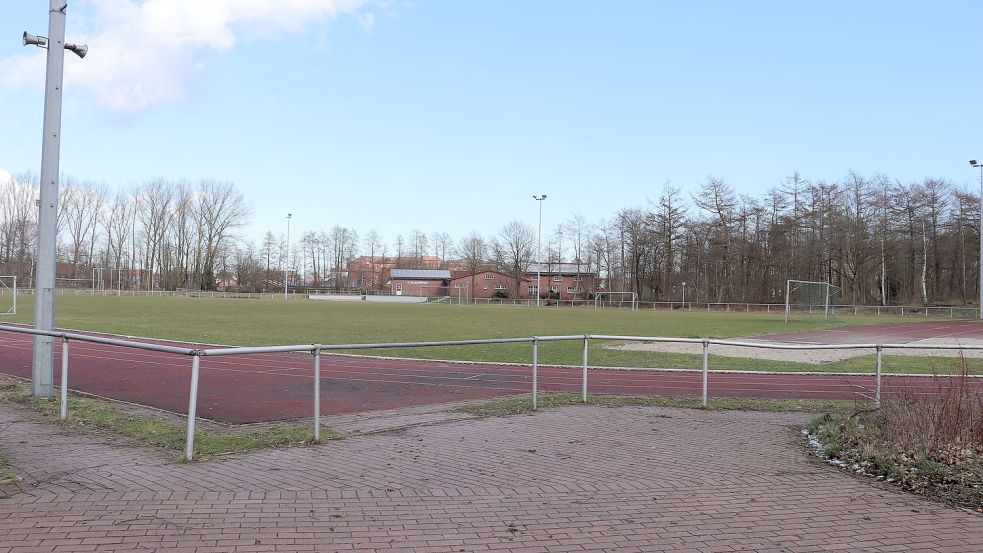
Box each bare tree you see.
[494,220,535,298]
[193,180,251,290]
[456,231,487,296]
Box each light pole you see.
[284,213,292,301]
[25,2,87,398]
[533,195,547,307]
[972,160,983,320]
[682,281,686,309]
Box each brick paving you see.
[1,403,980,552]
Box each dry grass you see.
[808,358,983,511]
[875,358,982,451]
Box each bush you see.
[875,358,982,451]
[807,358,983,510]
[491,290,509,299]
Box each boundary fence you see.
[4,287,981,319]
[2,324,983,459]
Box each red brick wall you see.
[449,272,527,299]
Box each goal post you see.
[594,291,639,310]
[784,280,839,323]
[0,276,16,315]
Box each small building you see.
[449,270,531,299]
[524,263,598,300]
[388,269,451,296]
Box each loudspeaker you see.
[23,32,47,47]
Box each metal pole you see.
[31,0,71,399]
[581,335,589,402]
[531,337,538,410]
[60,337,68,420]
[313,348,321,442]
[534,196,545,307]
[284,213,292,301]
[185,354,201,460]
[824,281,831,321]
[701,340,709,408]
[979,165,982,320]
[875,345,882,408]
[784,280,790,323]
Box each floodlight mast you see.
[533,195,547,307]
[26,1,87,398]
[972,160,983,320]
[284,214,292,301]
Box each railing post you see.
[60,337,69,420]
[581,335,589,402]
[875,345,882,409]
[701,340,709,408]
[313,347,321,442]
[531,337,538,411]
[185,353,201,460]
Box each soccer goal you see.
[594,291,639,310]
[0,276,17,315]
[784,280,839,323]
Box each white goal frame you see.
[784,279,836,323]
[0,276,16,315]
[594,291,639,310]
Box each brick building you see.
[449,270,531,299]
[348,256,442,290]
[524,263,597,300]
[388,269,450,296]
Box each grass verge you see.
[807,413,983,512]
[0,452,19,485]
[0,376,340,461]
[455,392,865,418]
[806,360,983,511]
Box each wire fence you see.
[5,287,981,319]
[2,324,983,459]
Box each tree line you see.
[1,170,980,305]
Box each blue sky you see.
[2,1,981,246]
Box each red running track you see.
[755,320,983,344]
[0,330,978,423]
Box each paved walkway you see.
[1,403,980,552]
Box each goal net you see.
[594,291,639,310]
[0,276,16,315]
[784,280,839,322]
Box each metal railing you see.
[1,324,982,460]
[12,289,293,300]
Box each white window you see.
[494,284,506,290]
[552,275,563,282]
[483,284,488,290]
[528,285,538,294]
[484,273,495,280]
[566,287,576,293]
[572,275,583,282]
[550,286,558,293]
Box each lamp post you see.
[284,214,292,301]
[972,160,983,320]
[682,281,686,309]
[533,195,547,307]
[25,2,87,398]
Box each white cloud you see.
[2,0,376,113]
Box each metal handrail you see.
[3,323,982,459]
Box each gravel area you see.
[610,337,983,365]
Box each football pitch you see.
[2,294,972,374]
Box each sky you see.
[1,1,982,247]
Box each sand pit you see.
[608,337,983,365]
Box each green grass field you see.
[1,294,976,374]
